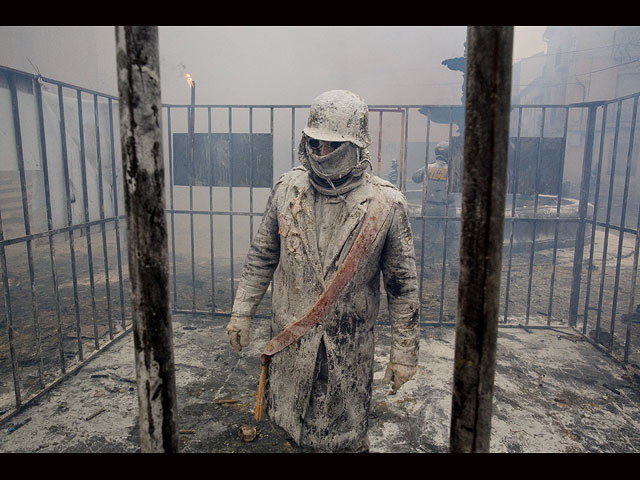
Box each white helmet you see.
[303,90,371,148]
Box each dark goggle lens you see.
[308,138,344,150]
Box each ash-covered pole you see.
[114,26,179,453]
[449,26,513,453]
[188,76,195,167]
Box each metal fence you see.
[0,66,129,417]
[1,64,639,419]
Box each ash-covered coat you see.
[232,166,419,451]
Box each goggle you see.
[308,138,344,152]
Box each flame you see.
[185,73,194,88]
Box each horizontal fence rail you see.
[1,65,639,421]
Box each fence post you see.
[449,26,513,453]
[114,26,179,453]
[569,103,599,328]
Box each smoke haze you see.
[0,26,547,106]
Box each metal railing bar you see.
[524,107,546,325]
[208,107,216,318]
[569,103,599,327]
[594,100,623,346]
[418,116,431,325]
[10,71,45,389]
[76,90,99,351]
[0,217,124,247]
[0,65,119,100]
[569,92,640,107]
[624,184,640,364]
[291,108,296,168]
[0,207,21,407]
[34,78,66,374]
[188,105,196,312]
[57,84,83,362]
[162,103,588,109]
[268,107,274,311]
[108,98,127,329]
[587,220,637,235]
[228,107,235,305]
[94,94,114,340]
[166,107,178,308]
[546,107,571,325]
[608,96,638,352]
[583,104,609,332]
[249,107,255,243]
[503,106,524,323]
[438,108,455,324]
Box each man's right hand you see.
[226,314,252,352]
[383,361,416,392]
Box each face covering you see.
[298,134,372,196]
[305,137,359,181]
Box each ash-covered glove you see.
[226,314,252,352]
[383,361,416,392]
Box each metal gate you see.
[1,64,639,419]
[0,66,130,417]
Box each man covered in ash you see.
[412,142,460,279]
[226,90,420,453]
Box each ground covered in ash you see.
[0,312,639,453]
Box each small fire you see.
[185,73,194,88]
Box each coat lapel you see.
[322,180,372,280]
[288,174,326,287]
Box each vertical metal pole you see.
[228,107,235,306]
[594,101,623,344]
[58,84,83,362]
[608,96,638,351]
[208,107,216,318]
[624,99,640,364]
[377,111,383,176]
[525,107,546,324]
[109,99,126,330]
[402,108,409,192]
[418,116,431,325]
[450,26,513,453]
[108,98,127,329]
[35,78,66,373]
[249,107,254,242]
[94,94,114,340]
[115,25,178,453]
[189,82,196,312]
[77,90,100,351]
[546,107,570,325]
[10,73,44,389]
[625,192,640,364]
[398,110,406,191]
[503,106,523,323]
[439,110,455,323]
[166,107,178,309]
[291,108,296,169]
[568,102,600,327]
[0,208,21,407]
[189,81,196,159]
[582,105,608,334]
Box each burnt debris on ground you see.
[0,312,639,453]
